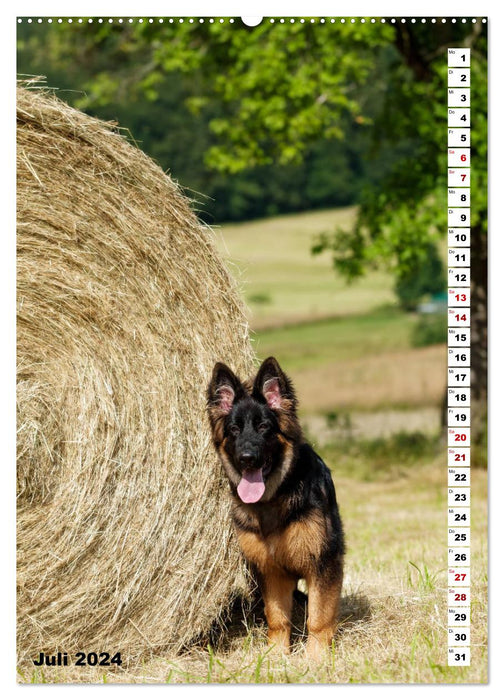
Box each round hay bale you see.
[16,85,255,664]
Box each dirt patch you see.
[293,345,445,413]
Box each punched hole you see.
[241,16,263,27]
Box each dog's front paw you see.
[267,628,291,656]
[306,629,334,662]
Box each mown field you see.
[23,454,487,684]
[216,206,446,425]
[214,206,395,329]
[20,207,487,684]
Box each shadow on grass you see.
[200,587,372,654]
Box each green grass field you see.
[22,455,487,684]
[213,206,396,329]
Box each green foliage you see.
[394,241,445,310]
[313,25,487,303]
[324,410,354,440]
[322,430,442,482]
[471,415,487,469]
[16,20,391,222]
[17,19,487,276]
[411,314,447,348]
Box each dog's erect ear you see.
[253,357,297,412]
[207,362,244,415]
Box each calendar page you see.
[15,10,488,686]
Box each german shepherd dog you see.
[207,357,345,658]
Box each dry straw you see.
[16,85,255,665]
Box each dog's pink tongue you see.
[237,468,265,503]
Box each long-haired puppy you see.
[207,356,344,658]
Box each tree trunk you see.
[470,222,488,461]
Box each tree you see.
[17,21,375,222]
[17,18,487,448]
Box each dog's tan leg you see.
[259,569,296,654]
[305,570,343,660]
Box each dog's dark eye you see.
[258,422,269,434]
[230,425,241,437]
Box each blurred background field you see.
[216,206,393,326]
[215,207,445,443]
